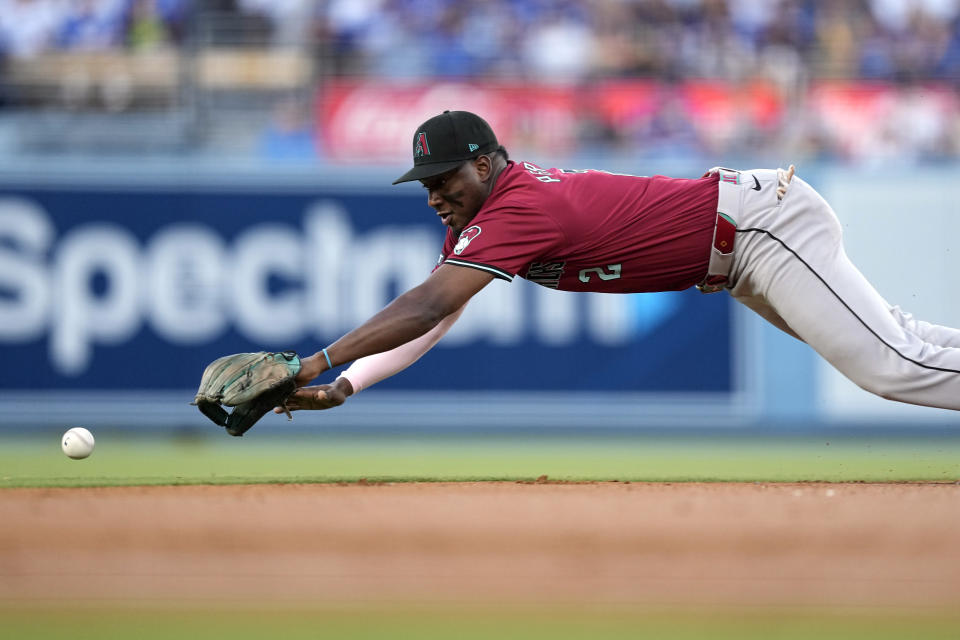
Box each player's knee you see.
[829,350,898,398]
[848,370,907,402]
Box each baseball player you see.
[195,110,960,434]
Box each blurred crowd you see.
[324,0,960,84]
[3,0,960,164]
[0,0,189,55]
[3,0,960,83]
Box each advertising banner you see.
[0,178,746,430]
[1,183,734,390]
[315,80,786,163]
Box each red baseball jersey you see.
[437,161,720,293]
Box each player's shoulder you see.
[510,160,562,183]
[512,160,657,184]
[491,160,572,199]
[482,170,560,221]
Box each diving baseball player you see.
[195,110,960,434]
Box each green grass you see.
[1,605,958,640]
[1,433,958,488]
[4,437,959,637]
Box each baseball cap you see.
[392,110,499,185]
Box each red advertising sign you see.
[317,81,581,162]
[316,79,956,163]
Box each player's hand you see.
[701,166,722,178]
[274,377,354,413]
[776,164,795,200]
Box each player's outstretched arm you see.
[276,303,467,413]
[295,264,495,386]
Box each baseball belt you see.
[696,168,743,294]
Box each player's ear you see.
[474,154,493,182]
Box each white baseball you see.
[61,427,95,460]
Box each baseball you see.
[61,427,95,460]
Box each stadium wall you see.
[1,162,958,434]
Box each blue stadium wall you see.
[2,163,958,433]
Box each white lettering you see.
[0,197,678,377]
[578,264,622,283]
[52,224,141,375]
[532,285,578,345]
[523,162,561,183]
[349,226,436,326]
[586,293,632,345]
[0,199,53,341]
[305,202,352,335]
[231,223,305,344]
[445,277,525,346]
[146,224,227,344]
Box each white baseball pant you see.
[727,169,960,410]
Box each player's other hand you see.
[274,377,354,413]
[776,164,795,200]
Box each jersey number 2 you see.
[578,264,622,283]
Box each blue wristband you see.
[321,348,333,370]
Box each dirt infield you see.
[2,482,959,608]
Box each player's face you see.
[421,159,489,235]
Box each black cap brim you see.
[392,159,466,185]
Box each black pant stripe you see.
[736,227,960,375]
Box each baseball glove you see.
[192,351,302,436]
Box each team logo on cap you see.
[415,132,430,157]
[453,225,482,255]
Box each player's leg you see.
[732,292,802,341]
[728,265,960,353]
[730,175,960,410]
[887,305,960,348]
[747,277,960,350]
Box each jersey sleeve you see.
[431,229,456,274]
[441,205,565,281]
